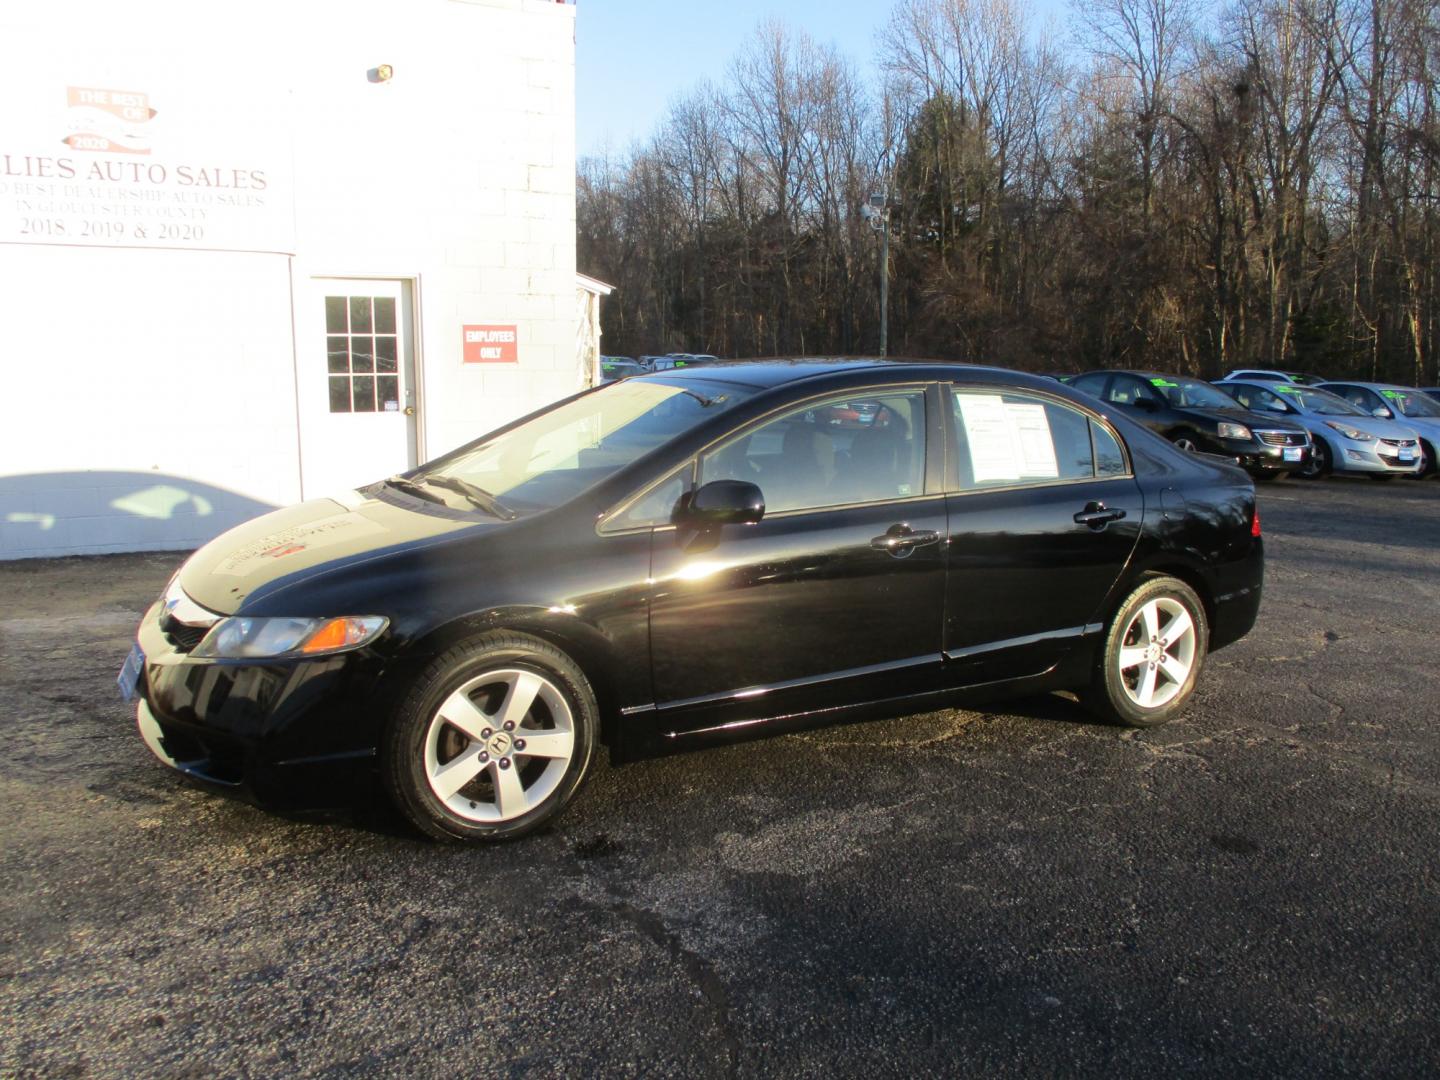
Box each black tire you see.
[1298,439,1331,478]
[1419,440,1436,478]
[1082,575,1209,728]
[382,632,599,842]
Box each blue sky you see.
[574,1,891,159]
[573,0,1069,160]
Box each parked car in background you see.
[122,360,1262,843]
[649,353,721,371]
[1318,382,1440,478]
[1070,369,1311,481]
[1222,368,1328,385]
[1215,380,1424,480]
[599,358,645,383]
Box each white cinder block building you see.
[0,0,591,559]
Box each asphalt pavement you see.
[2,477,1438,1077]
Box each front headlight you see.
[1324,421,1377,443]
[1216,422,1252,440]
[191,615,388,659]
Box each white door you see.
[298,278,419,498]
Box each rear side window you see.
[951,389,1127,490]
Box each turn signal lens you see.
[300,617,384,654]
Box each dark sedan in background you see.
[121,361,1263,842]
[1070,369,1311,481]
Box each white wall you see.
[0,0,577,558]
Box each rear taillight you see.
[1251,507,1262,537]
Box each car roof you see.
[632,357,1065,392]
[1077,369,1205,382]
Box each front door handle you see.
[870,524,941,558]
[1074,502,1126,530]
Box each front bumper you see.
[1214,434,1310,471]
[131,601,387,809]
[1333,437,1424,474]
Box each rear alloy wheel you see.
[1084,576,1208,727]
[384,632,598,842]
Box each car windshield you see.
[1272,385,1368,415]
[1385,388,1440,418]
[1150,377,1240,409]
[1226,384,1292,413]
[414,377,755,515]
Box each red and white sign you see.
[463,324,518,364]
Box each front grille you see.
[1379,438,1418,450]
[1256,430,1307,447]
[159,612,208,652]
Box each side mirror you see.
[682,480,765,526]
[1372,406,1392,419]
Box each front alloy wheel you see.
[384,633,598,841]
[1085,575,1209,727]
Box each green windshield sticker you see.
[1150,378,1179,388]
[1381,390,1402,400]
[1275,384,1300,394]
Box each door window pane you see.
[952,389,1102,489]
[327,336,350,374]
[373,296,397,334]
[348,296,372,334]
[377,375,399,411]
[375,336,398,373]
[352,375,376,412]
[325,296,348,333]
[350,336,375,373]
[700,390,927,513]
[328,376,351,413]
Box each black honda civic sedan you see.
[120,361,1263,842]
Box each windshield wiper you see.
[677,388,724,407]
[417,474,517,520]
[383,475,447,506]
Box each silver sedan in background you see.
[1317,382,1440,478]
[1216,379,1425,480]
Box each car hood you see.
[178,490,480,614]
[1394,413,1440,438]
[1307,414,1423,441]
[1182,406,1305,432]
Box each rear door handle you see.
[1073,502,1126,530]
[870,524,941,558]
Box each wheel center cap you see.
[486,731,513,757]
[1145,642,1162,663]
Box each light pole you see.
[862,192,890,357]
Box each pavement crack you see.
[610,901,741,1077]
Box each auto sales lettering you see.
[0,84,293,253]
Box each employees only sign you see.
[463,325,518,364]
